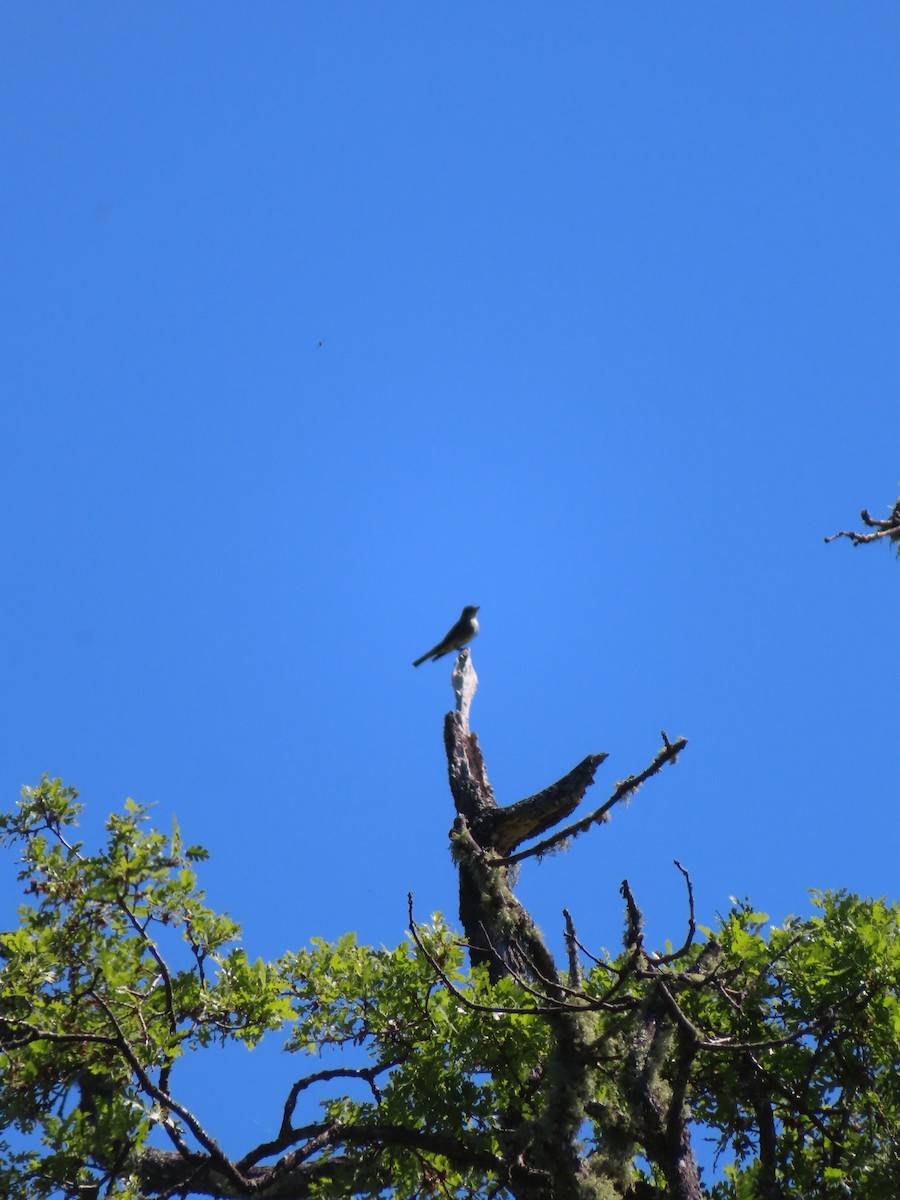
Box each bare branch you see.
[237,1063,400,1169]
[493,736,688,867]
[648,861,697,965]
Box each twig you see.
[112,888,178,1042]
[648,861,697,965]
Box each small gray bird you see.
[412,605,480,667]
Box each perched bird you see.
[412,605,480,667]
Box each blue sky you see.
[2,1,899,1171]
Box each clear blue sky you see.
[2,1,898,1169]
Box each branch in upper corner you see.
[824,497,900,548]
[490,734,688,867]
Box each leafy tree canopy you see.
[1,776,898,1200]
